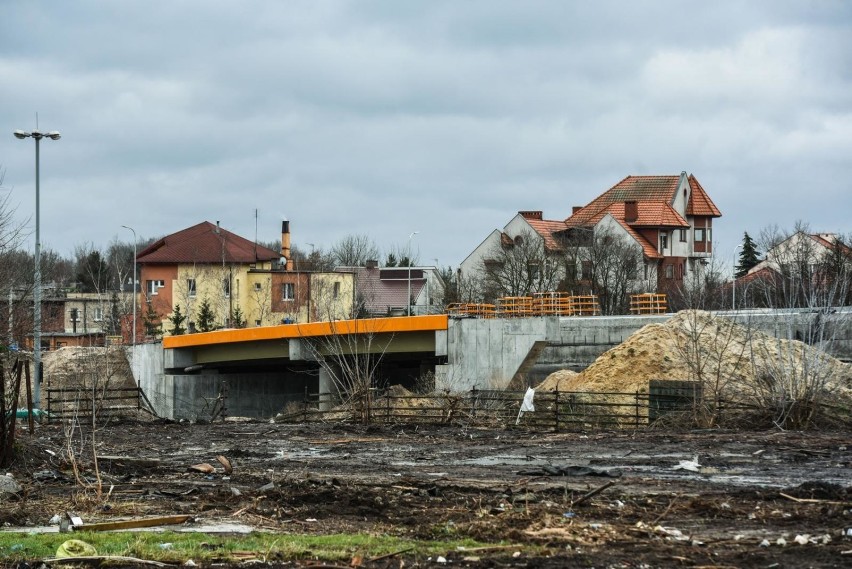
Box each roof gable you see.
[686,175,722,217]
[137,221,281,264]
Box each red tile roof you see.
[137,221,281,264]
[601,202,689,228]
[525,218,570,251]
[566,175,682,227]
[686,176,722,217]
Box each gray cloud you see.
[1,0,850,271]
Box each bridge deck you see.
[163,314,449,349]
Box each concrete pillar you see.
[318,362,337,411]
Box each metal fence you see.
[45,386,155,423]
[277,386,709,429]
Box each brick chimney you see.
[520,210,543,220]
[281,220,293,270]
[624,201,638,223]
[572,206,582,215]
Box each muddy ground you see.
[3,419,852,568]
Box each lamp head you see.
[47,131,61,140]
[13,130,28,139]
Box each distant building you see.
[339,261,446,317]
[136,221,354,335]
[460,172,722,302]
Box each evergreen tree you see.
[197,297,216,332]
[143,303,161,339]
[385,253,398,267]
[230,306,246,328]
[735,232,761,278]
[169,304,187,335]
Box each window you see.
[665,264,674,279]
[679,229,687,242]
[333,282,340,299]
[626,259,638,280]
[147,280,164,295]
[694,228,706,242]
[254,319,261,326]
[659,234,668,252]
[707,228,712,244]
[581,261,592,280]
[222,278,231,298]
[93,307,103,321]
[187,279,196,298]
[281,282,295,301]
[254,282,262,291]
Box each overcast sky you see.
[2,1,850,273]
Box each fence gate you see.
[648,379,701,423]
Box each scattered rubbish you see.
[845,528,852,537]
[56,539,97,558]
[0,474,22,494]
[305,518,317,522]
[188,463,215,474]
[573,480,617,507]
[794,535,809,545]
[436,556,447,563]
[672,456,700,472]
[216,455,233,474]
[589,523,602,529]
[49,514,61,525]
[511,493,538,504]
[759,539,771,547]
[776,537,787,546]
[516,465,621,477]
[159,543,174,550]
[516,387,536,425]
[230,487,242,497]
[512,551,521,558]
[613,500,625,508]
[10,544,23,552]
[563,512,576,518]
[258,482,275,492]
[185,559,197,566]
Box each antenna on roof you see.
[254,208,258,260]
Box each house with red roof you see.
[137,221,354,336]
[459,172,722,304]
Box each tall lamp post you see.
[121,225,137,346]
[733,244,742,310]
[14,128,61,408]
[407,231,419,316]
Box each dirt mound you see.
[541,310,852,403]
[42,346,135,390]
[536,369,578,391]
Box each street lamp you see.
[733,244,742,310]
[122,225,137,346]
[14,128,61,408]
[407,231,419,316]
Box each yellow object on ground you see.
[56,539,98,558]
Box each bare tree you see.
[744,222,852,427]
[331,234,380,267]
[480,230,563,301]
[585,226,644,315]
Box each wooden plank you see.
[75,514,192,532]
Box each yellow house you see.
[137,221,353,335]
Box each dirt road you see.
[4,420,851,567]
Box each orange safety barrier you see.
[446,303,497,319]
[567,295,601,316]
[497,296,534,317]
[629,293,667,315]
[532,292,570,316]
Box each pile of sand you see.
[538,310,852,403]
[42,346,135,390]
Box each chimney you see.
[624,201,638,223]
[572,206,582,215]
[366,260,378,269]
[281,220,293,270]
[520,210,543,220]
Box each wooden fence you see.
[278,386,710,429]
